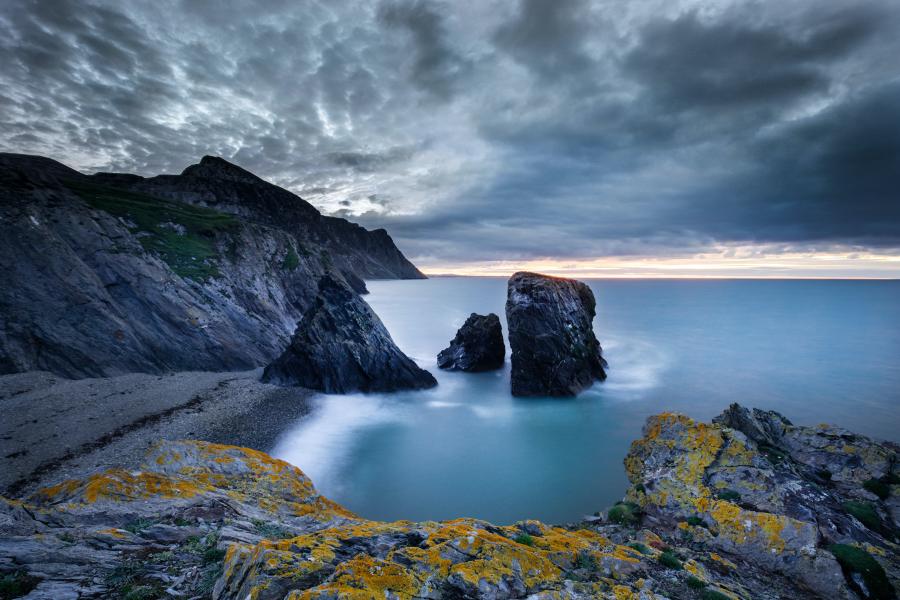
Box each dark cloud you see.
[1,0,899,270]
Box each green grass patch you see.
[685,516,705,527]
[282,247,300,271]
[607,501,641,526]
[829,544,894,600]
[843,500,885,534]
[124,518,158,534]
[252,519,293,540]
[575,552,595,570]
[66,179,238,280]
[716,489,741,502]
[864,477,894,500]
[628,542,650,555]
[686,575,706,590]
[513,533,534,547]
[658,550,682,570]
[1,571,40,600]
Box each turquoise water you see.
[271,277,900,524]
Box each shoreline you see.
[0,369,314,497]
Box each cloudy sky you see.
[2,0,899,277]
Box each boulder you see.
[261,274,436,393]
[437,313,505,371]
[625,406,900,599]
[505,272,607,396]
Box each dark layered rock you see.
[505,272,607,396]
[625,405,900,599]
[261,275,436,393]
[0,153,420,378]
[437,313,505,372]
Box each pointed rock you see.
[437,313,505,372]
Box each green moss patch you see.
[513,533,534,546]
[282,247,300,271]
[66,180,238,280]
[1,571,40,600]
[607,501,642,526]
[716,489,741,502]
[843,500,888,536]
[686,575,706,590]
[658,549,682,570]
[700,590,732,600]
[828,544,894,600]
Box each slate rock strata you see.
[1,406,895,599]
[261,274,437,393]
[437,312,505,371]
[0,153,419,378]
[506,271,607,396]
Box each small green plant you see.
[122,585,162,600]
[575,552,595,570]
[759,443,787,464]
[607,502,641,526]
[513,533,534,547]
[863,478,891,500]
[700,590,732,600]
[252,519,292,540]
[1,571,40,600]
[634,483,646,494]
[685,516,705,527]
[282,247,300,271]
[828,544,893,600]
[203,547,227,564]
[173,516,192,527]
[628,542,650,555]
[716,489,741,502]
[686,575,706,590]
[658,549,682,570]
[124,518,157,534]
[843,500,885,534]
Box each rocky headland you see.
[506,272,607,396]
[0,153,422,379]
[261,274,436,393]
[1,404,895,600]
[437,313,505,372]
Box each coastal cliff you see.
[1,405,895,599]
[0,153,422,379]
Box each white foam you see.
[599,336,669,398]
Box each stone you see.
[261,274,437,393]
[505,271,607,396]
[437,313,505,371]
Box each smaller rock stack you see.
[506,271,607,396]
[437,313,505,372]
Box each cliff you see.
[1,405,894,599]
[0,153,423,378]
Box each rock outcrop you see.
[261,274,437,393]
[506,272,607,396]
[0,153,420,378]
[437,313,505,372]
[0,408,896,599]
[625,404,899,600]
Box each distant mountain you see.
[0,153,424,378]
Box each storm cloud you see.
[1,0,899,270]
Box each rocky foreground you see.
[1,405,896,600]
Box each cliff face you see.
[1,406,894,600]
[0,153,422,378]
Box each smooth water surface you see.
[272,278,900,524]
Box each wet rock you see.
[437,313,505,372]
[505,272,607,396]
[261,274,437,393]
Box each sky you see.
[2,0,899,277]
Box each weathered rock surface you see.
[506,272,607,396]
[261,274,437,393]
[0,153,421,378]
[625,404,899,600]
[3,408,894,599]
[437,313,505,372]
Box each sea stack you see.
[437,313,505,372]
[262,274,436,393]
[505,271,607,396]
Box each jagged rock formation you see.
[2,409,895,599]
[437,313,505,372]
[625,404,899,600]
[261,274,436,393]
[0,153,420,378]
[506,272,607,396]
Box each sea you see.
[271,277,900,524]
